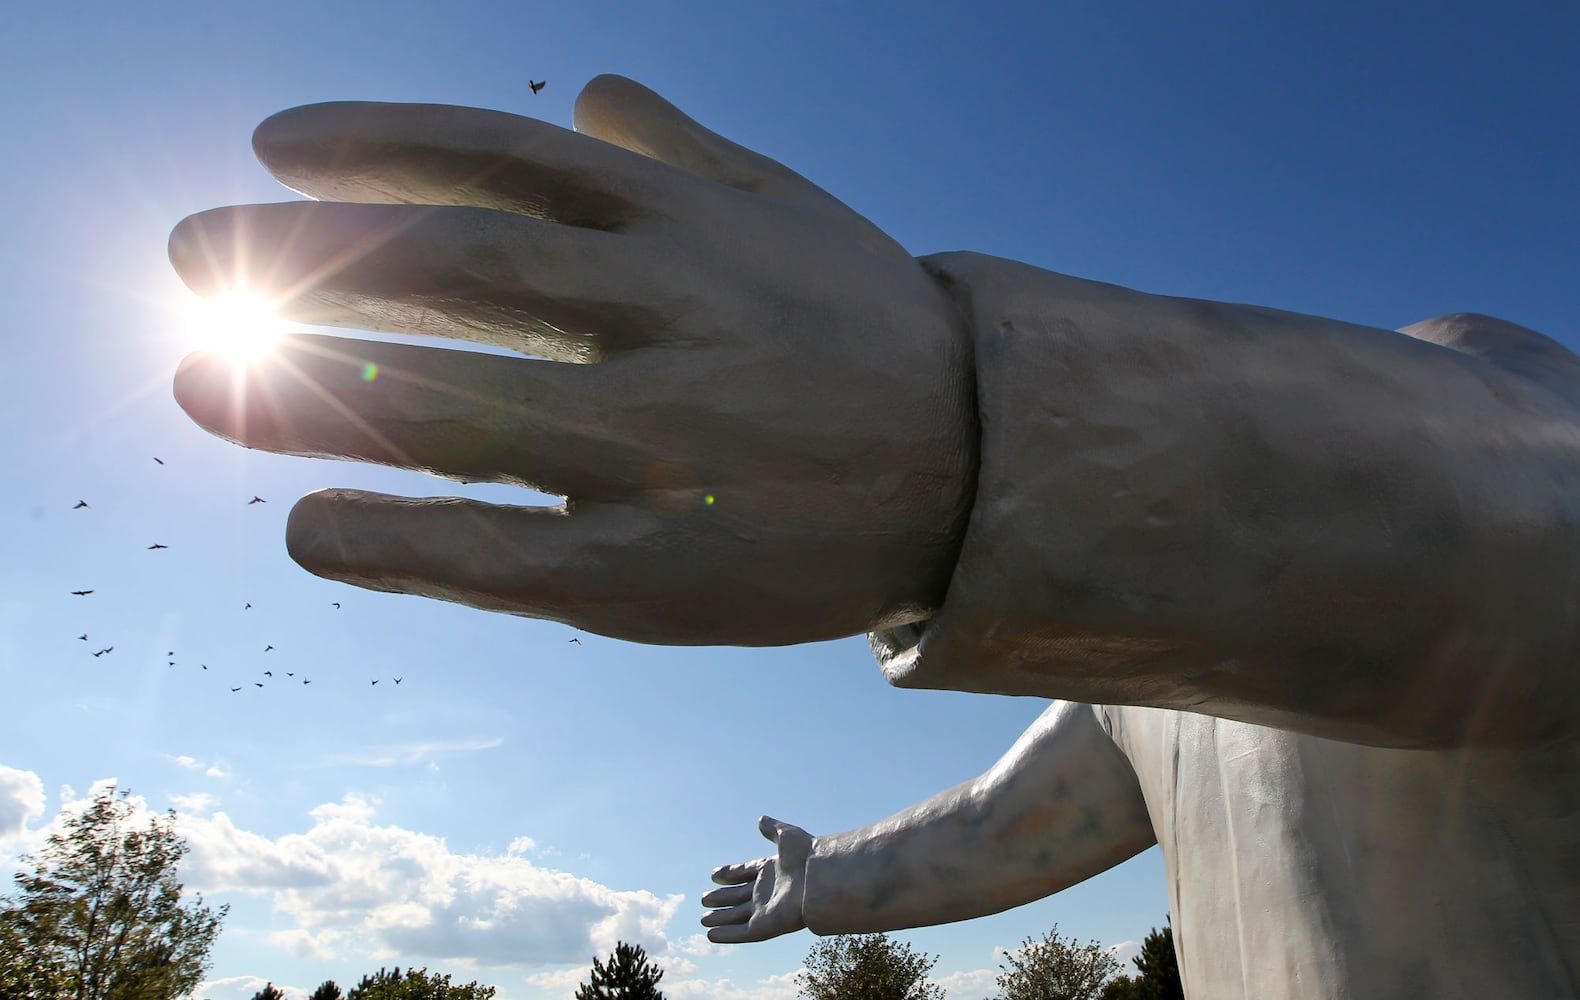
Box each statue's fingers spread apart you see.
[168,202,684,361]
[173,335,656,500]
[699,882,754,908]
[251,100,718,229]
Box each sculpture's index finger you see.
[250,100,714,228]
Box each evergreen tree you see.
[574,941,666,1000]
[0,784,226,1000]
[797,933,944,1000]
[250,984,288,1000]
[346,966,495,1000]
[1099,921,1182,1000]
[993,924,1120,1000]
[310,980,345,1000]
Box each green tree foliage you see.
[797,933,945,1000]
[993,924,1120,1000]
[1099,922,1182,1000]
[574,941,667,1000]
[0,783,226,1000]
[310,980,345,1000]
[346,966,496,1000]
[250,984,288,1000]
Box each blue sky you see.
[1,2,1575,998]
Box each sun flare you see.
[183,290,287,363]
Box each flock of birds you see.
[66,451,584,698]
[65,456,411,696]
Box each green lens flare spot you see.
[704,494,715,506]
[362,362,379,382]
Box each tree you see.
[993,925,1120,1000]
[310,981,345,1000]
[1099,922,1182,1000]
[250,985,287,1000]
[797,933,945,1000]
[346,967,496,1000]
[0,783,226,1000]
[574,941,666,1000]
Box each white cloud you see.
[179,793,682,968]
[932,966,998,999]
[171,792,219,815]
[330,737,504,768]
[193,975,308,1000]
[0,765,44,840]
[168,755,229,780]
[507,835,537,855]
[677,933,722,957]
[525,966,586,994]
[665,968,802,1000]
[1109,938,1142,969]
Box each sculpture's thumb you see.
[757,814,787,844]
[574,75,823,199]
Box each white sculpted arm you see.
[701,701,1155,940]
[169,76,1580,749]
[872,255,1580,749]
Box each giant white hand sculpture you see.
[169,75,976,647]
[700,816,812,944]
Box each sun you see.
[182,289,287,363]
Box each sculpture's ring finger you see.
[700,883,754,909]
[175,334,654,500]
[699,902,754,928]
[170,201,687,362]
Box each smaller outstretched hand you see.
[701,815,813,943]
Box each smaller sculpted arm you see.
[701,700,1155,941]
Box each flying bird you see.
[248,496,266,504]
[254,682,264,688]
[568,637,581,644]
[231,686,242,692]
[244,602,252,610]
[371,679,379,686]
[147,543,168,550]
[72,500,89,509]
[393,677,403,685]
[302,678,311,685]
[264,671,272,677]
[71,590,93,596]
[152,457,164,465]
[77,634,87,641]
[286,672,294,677]
[201,664,208,670]
[331,602,340,609]
[264,644,274,652]
[530,79,546,94]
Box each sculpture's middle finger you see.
[169,201,691,362]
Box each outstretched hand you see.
[169,75,976,646]
[701,815,812,943]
